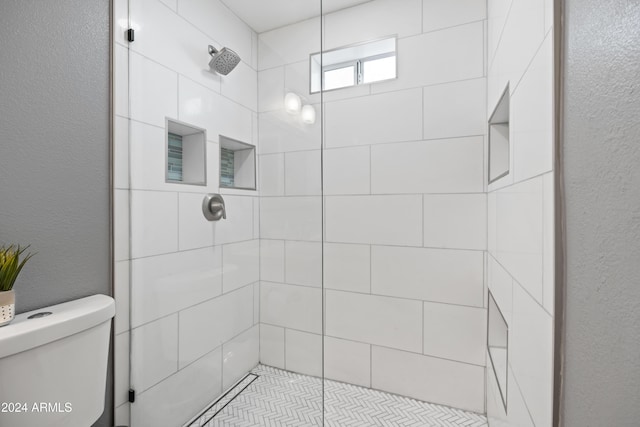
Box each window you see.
[310,37,397,93]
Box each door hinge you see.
[128,389,136,403]
[126,28,135,43]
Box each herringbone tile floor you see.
[193,365,487,427]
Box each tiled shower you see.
[112,0,556,426]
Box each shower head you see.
[208,45,241,75]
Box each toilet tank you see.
[0,294,115,427]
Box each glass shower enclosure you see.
[113,0,556,426]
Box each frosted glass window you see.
[324,65,356,91]
[362,55,396,84]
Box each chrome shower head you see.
[208,45,241,75]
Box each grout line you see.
[260,321,487,369]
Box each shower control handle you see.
[202,194,226,221]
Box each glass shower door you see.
[122,0,323,426]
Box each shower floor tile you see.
[193,364,487,427]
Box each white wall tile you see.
[324,89,423,148]
[130,0,223,93]
[285,61,321,104]
[324,0,422,50]
[495,177,543,303]
[132,347,222,427]
[130,52,178,128]
[285,150,321,196]
[114,43,129,118]
[323,243,370,294]
[131,190,178,258]
[114,116,129,190]
[178,76,253,145]
[115,332,130,407]
[114,261,130,335]
[114,189,130,262]
[325,195,423,246]
[487,364,535,427]
[371,23,484,94]
[285,241,322,287]
[258,18,320,70]
[371,138,484,194]
[372,346,485,413]
[325,291,422,353]
[285,330,322,377]
[487,0,512,66]
[222,326,259,389]
[488,191,497,253]
[423,194,487,250]
[178,192,215,250]
[258,67,285,113]
[324,337,371,387]
[223,240,259,293]
[131,315,178,393]
[323,146,371,195]
[260,282,322,334]
[511,283,554,427]
[115,403,130,427]
[423,302,486,366]
[220,61,258,112]
[542,172,555,313]
[259,154,285,196]
[131,247,222,326]
[178,286,254,368]
[213,195,255,245]
[512,33,554,182]
[113,0,129,47]
[487,255,513,325]
[253,282,260,324]
[178,0,253,70]
[260,197,322,241]
[544,0,554,34]
[371,246,484,307]
[158,0,176,11]
[259,324,285,369]
[259,109,322,154]
[260,239,285,283]
[492,0,545,96]
[422,0,487,33]
[252,197,260,239]
[423,78,487,140]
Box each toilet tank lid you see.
[0,294,115,359]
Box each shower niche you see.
[488,85,510,183]
[219,135,256,190]
[165,119,207,186]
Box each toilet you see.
[0,294,115,427]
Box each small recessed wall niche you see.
[166,119,207,186]
[219,136,256,190]
[488,85,510,183]
[488,291,509,411]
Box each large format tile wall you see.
[112,1,260,426]
[258,0,488,413]
[485,1,555,426]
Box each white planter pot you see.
[0,290,15,327]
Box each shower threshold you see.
[186,364,487,426]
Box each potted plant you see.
[0,245,34,327]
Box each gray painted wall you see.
[0,1,112,426]
[562,0,640,425]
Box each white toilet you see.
[0,294,115,427]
